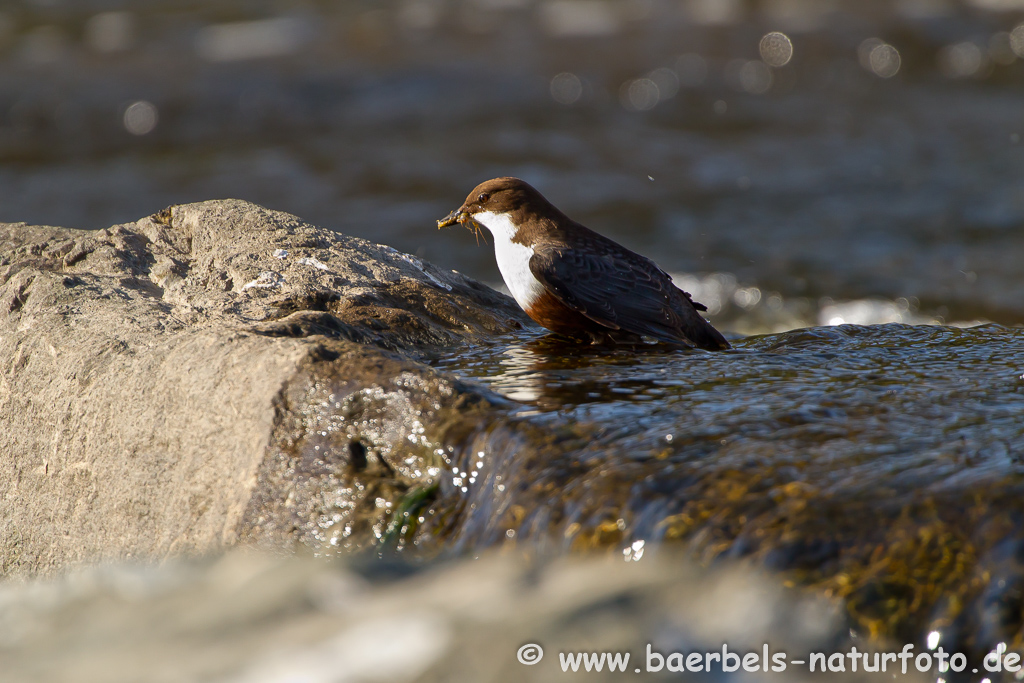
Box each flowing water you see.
[429,323,1024,528]
[421,322,1024,659]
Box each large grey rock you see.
[0,200,528,577]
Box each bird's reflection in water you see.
[481,333,702,412]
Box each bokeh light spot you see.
[620,78,660,111]
[871,44,901,78]
[858,37,883,69]
[759,31,793,67]
[734,286,761,308]
[1009,24,1024,58]
[550,72,583,105]
[647,67,679,100]
[938,42,984,78]
[859,39,901,78]
[123,101,158,136]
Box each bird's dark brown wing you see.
[528,242,729,349]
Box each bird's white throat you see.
[473,210,545,310]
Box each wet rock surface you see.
[428,324,1024,663]
[0,199,525,576]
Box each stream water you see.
[420,322,1024,663]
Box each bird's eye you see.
[477,193,490,203]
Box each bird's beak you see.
[437,207,469,229]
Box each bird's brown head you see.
[436,177,558,230]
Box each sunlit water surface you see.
[425,321,1024,660]
[430,323,1024,489]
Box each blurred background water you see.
[3,0,1024,333]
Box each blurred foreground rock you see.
[0,200,527,577]
[0,549,926,683]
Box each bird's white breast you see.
[473,211,545,310]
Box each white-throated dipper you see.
[438,177,729,349]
